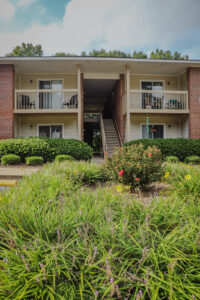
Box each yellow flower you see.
[185,174,191,180]
[115,185,123,193]
[186,165,192,169]
[123,185,131,191]
[164,172,170,178]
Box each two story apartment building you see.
[0,57,200,153]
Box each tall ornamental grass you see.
[0,161,200,299]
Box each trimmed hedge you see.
[1,154,21,166]
[42,138,93,161]
[55,154,74,162]
[25,156,44,166]
[124,138,200,161]
[0,138,93,162]
[184,155,200,165]
[166,156,179,163]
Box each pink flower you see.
[136,177,140,181]
[118,170,124,176]
[148,153,152,157]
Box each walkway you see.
[0,166,39,180]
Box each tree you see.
[149,49,189,60]
[6,43,43,57]
[54,52,78,57]
[132,51,147,59]
[88,49,131,58]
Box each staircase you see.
[102,119,120,155]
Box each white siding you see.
[130,74,179,90]
[18,114,78,139]
[130,114,188,140]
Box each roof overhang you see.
[1,56,200,75]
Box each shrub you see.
[184,155,200,165]
[1,164,200,298]
[25,156,44,165]
[41,138,93,161]
[0,138,93,162]
[124,138,200,161]
[102,144,163,190]
[55,154,74,162]
[1,154,21,166]
[166,155,179,163]
[0,138,50,162]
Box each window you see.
[142,124,164,139]
[38,125,63,138]
[141,81,164,109]
[39,80,62,109]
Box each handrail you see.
[113,112,122,147]
[100,113,107,156]
[129,89,188,95]
[15,89,78,93]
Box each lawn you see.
[0,160,200,299]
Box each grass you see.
[0,161,200,299]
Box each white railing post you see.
[77,65,81,140]
[126,66,130,142]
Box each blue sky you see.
[0,0,200,58]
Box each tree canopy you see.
[149,49,189,60]
[6,43,43,57]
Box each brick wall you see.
[187,67,200,138]
[113,74,125,143]
[0,64,14,139]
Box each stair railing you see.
[100,113,107,156]
[113,113,122,147]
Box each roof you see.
[0,56,200,75]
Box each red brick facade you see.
[113,74,125,143]
[187,67,200,138]
[0,64,14,139]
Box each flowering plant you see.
[102,144,163,190]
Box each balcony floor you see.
[129,109,189,114]
[14,109,78,114]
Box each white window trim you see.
[37,124,64,138]
[140,123,166,139]
[140,80,165,109]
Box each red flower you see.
[118,170,124,176]
[136,177,140,181]
[148,153,152,157]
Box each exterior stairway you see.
[103,119,120,155]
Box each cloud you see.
[0,0,200,57]
[17,0,37,7]
[0,0,15,21]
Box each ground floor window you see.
[142,124,164,139]
[38,125,63,138]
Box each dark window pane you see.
[51,125,62,138]
[39,126,50,138]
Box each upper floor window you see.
[141,81,164,109]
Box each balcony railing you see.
[15,89,79,111]
[129,90,188,111]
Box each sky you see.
[0,0,200,58]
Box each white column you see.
[126,65,130,142]
[77,65,81,140]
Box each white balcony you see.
[14,89,79,113]
[129,90,189,114]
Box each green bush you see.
[1,162,200,298]
[1,154,21,166]
[124,138,200,161]
[55,154,74,162]
[184,155,200,165]
[102,144,163,190]
[166,155,179,163]
[0,138,93,162]
[41,138,93,161]
[0,138,50,162]
[25,156,44,165]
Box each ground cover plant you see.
[1,154,21,166]
[102,143,163,190]
[0,159,200,299]
[25,156,44,165]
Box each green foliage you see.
[149,49,189,60]
[124,138,200,161]
[55,154,74,162]
[0,161,200,298]
[103,144,163,190]
[0,138,93,162]
[25,156,44,165]
[166,155,179,163]
[43,138,93,161]
[54,52,78,57]
[132,50,147,58]
[0,138,50,162]
[1,154,21,166]
[6,42,43,57]
[184,155,200,165]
